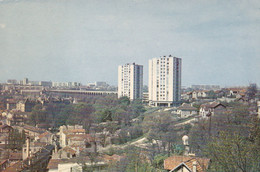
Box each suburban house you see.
[199,102,226,118]
[164,156,210,172]
[227,88,247,98]
[164,135,210,172]
[177,103,198,118]
[186,91,209,100]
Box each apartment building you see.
[118,63,143,100]
[149,55,181,107]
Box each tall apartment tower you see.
[118,63,143,100]
[149,55,181,107]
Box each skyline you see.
[0,0,260,87]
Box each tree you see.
[28,104,48,126]
[71,103,95,133]
[246,83,257,100]
[207,90,217,99]
[189,102,251,156]
[205,131,260,172]
[107,146,156,172]
[118,96,130,106]
[143,113,178,155]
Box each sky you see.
[0,0,259,87]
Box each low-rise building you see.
[164,156,210,172]
[35,131,54,144]
[177,103,198,118]
[199,102,226,118]
[164,135,210,172]
[18,125,46,138]
[6,99,17,110]
[22,141,47,160]
[59,125,85,148]
[2,111,28,126]
[16,99,38,112]
[191,91,208,99]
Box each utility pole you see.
[206,110,212,137]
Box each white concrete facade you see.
[149,55,181,107]
[118,63,143,100]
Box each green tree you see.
[29,104,48,126]
[118,96,130,106]
[205,131,260,172]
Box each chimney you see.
[55,144,58,153]
[192,161,197,172]
[76,147,80,156]
[182,135,189,156]
[26,137,30,158]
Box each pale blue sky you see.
[0,0,259,87]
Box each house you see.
[177,103,197,118]
[21,125,46,138]
[59,125,85,148]
[6,99,17,111]
[9,152,23,162]
[164,156,210,172]
[47,159,85,172]
[181,92,191,100]
[55,146,78,159]
[190,91,208,100]
[236,97,249,103]
[199,102,226,118]
[0,160,9,171]
[0,124,13,148]
[0,123,13,133]
[4,111,28,126]
[227,88,247,98]
[22,141,47,160]
[164,135,210,172]
[47,156,111,172]
[35,131,53,144]
[16,99,38,112]
[0,134,8,149]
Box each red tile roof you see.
[38,131,52,139]
[9,152,22,160]
[164,156,210,172]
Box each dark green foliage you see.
[189,101,260,171]
[118,96,130,106]
[112,125,143,145]
[106,146,157,172]
[26,95,146,136]
[207,90,217,99]
[29,104,48,126]
[190,102,251,156]
[152,154,168,169]
[246,83,257,100]
[205,130,260,172]
[143,113,179,156]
